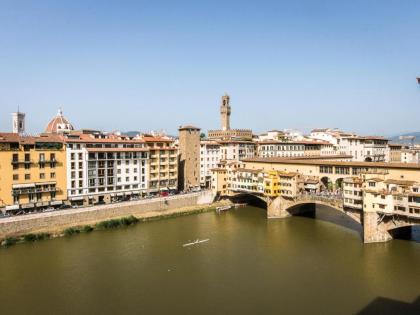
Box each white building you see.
[64,132,149,206]
[219,140,256,161]
[257,130,286,142]
[401,149,420,164]
[343,177,363,209]
[340,136,389,162]
[257,141,305,158]
[200,140,222,187]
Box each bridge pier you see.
[267,197,290,219]
[363,212,393,243]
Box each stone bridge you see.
[229,191,420,243]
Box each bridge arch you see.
[228,192,267,209]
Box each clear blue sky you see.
[1,0,419,136]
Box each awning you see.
[116,193,124,196]
[35,181,56,186]
[70,196,84,201]
[5,205,19,211]
[21,203,35,209]
[12,183,35,189]
[50,200,63,205]
[125,192,132,195]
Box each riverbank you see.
[1,201,228,247]
[0,191,228,245]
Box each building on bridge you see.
[211,157,420,243]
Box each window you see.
[40,173,45,179]
[13,174,19,181]
[25,174,31,180]
[50,172,56,179]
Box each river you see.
[1,206,420,314]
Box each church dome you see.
[45,108,75,134]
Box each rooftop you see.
[241,157,420,170]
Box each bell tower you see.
[220,93,231,131]
[12,108,25,134]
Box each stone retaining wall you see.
[0,191,215,238]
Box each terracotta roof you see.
[383,179,417,186]
[140,136,173,143]
[234,168,262,174]
[45,109,75,133]
[258,140,331,145]
[179,125,201,131]
[0,133,20,143]
[64,134,146,144]
[0,133,63,144]
[86,148,149,152]
[241,157,420,170]
[218,140,256,144]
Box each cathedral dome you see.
[45,108,75,134]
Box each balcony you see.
[11,159,32,165]
[12,186,60,196]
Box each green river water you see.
[1,206,420,315]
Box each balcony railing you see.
[12,187,60,196]
[11,159,32,165]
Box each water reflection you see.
[0,207,419,315]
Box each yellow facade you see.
[0,134,67,211]
[264,171,279,197]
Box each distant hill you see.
[389,132,420,144]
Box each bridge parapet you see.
[293,194,344,209]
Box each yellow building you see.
[138,135,178,194]
[0,133,67,212]
[264,170,302,198]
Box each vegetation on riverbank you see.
[0,205,221,249]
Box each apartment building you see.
[0,133,67,212]
[263,170,303,198]
[257,130,286,142]
[219,140,256,161]
[200,140,222,188]
[363,177,420,217]
[339,136,389,162]
[257,141,305,158]
[257,140,335,158]
[343,177,364,210]
[230,168,264,195]
[138,135,178,194]
[64,132,149,206]
[401,148,420,164]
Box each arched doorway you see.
[320,176,333,192]
[335,178,344,193]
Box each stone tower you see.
[12,109,25,134]
[178,125,201,191]
[220,94,231,131]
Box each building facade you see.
[64,132,149,206]
[178,125,201,191]
[200,140,222,188]
[0,133,67,212]
[139,135,178,194]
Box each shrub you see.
[96,216,139,229]
[3,237,18,247]
[23,234,37,242]
[35,233,51,241]
[121,216,139,226]
[63,227,80,236]
[82,225,94,233]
